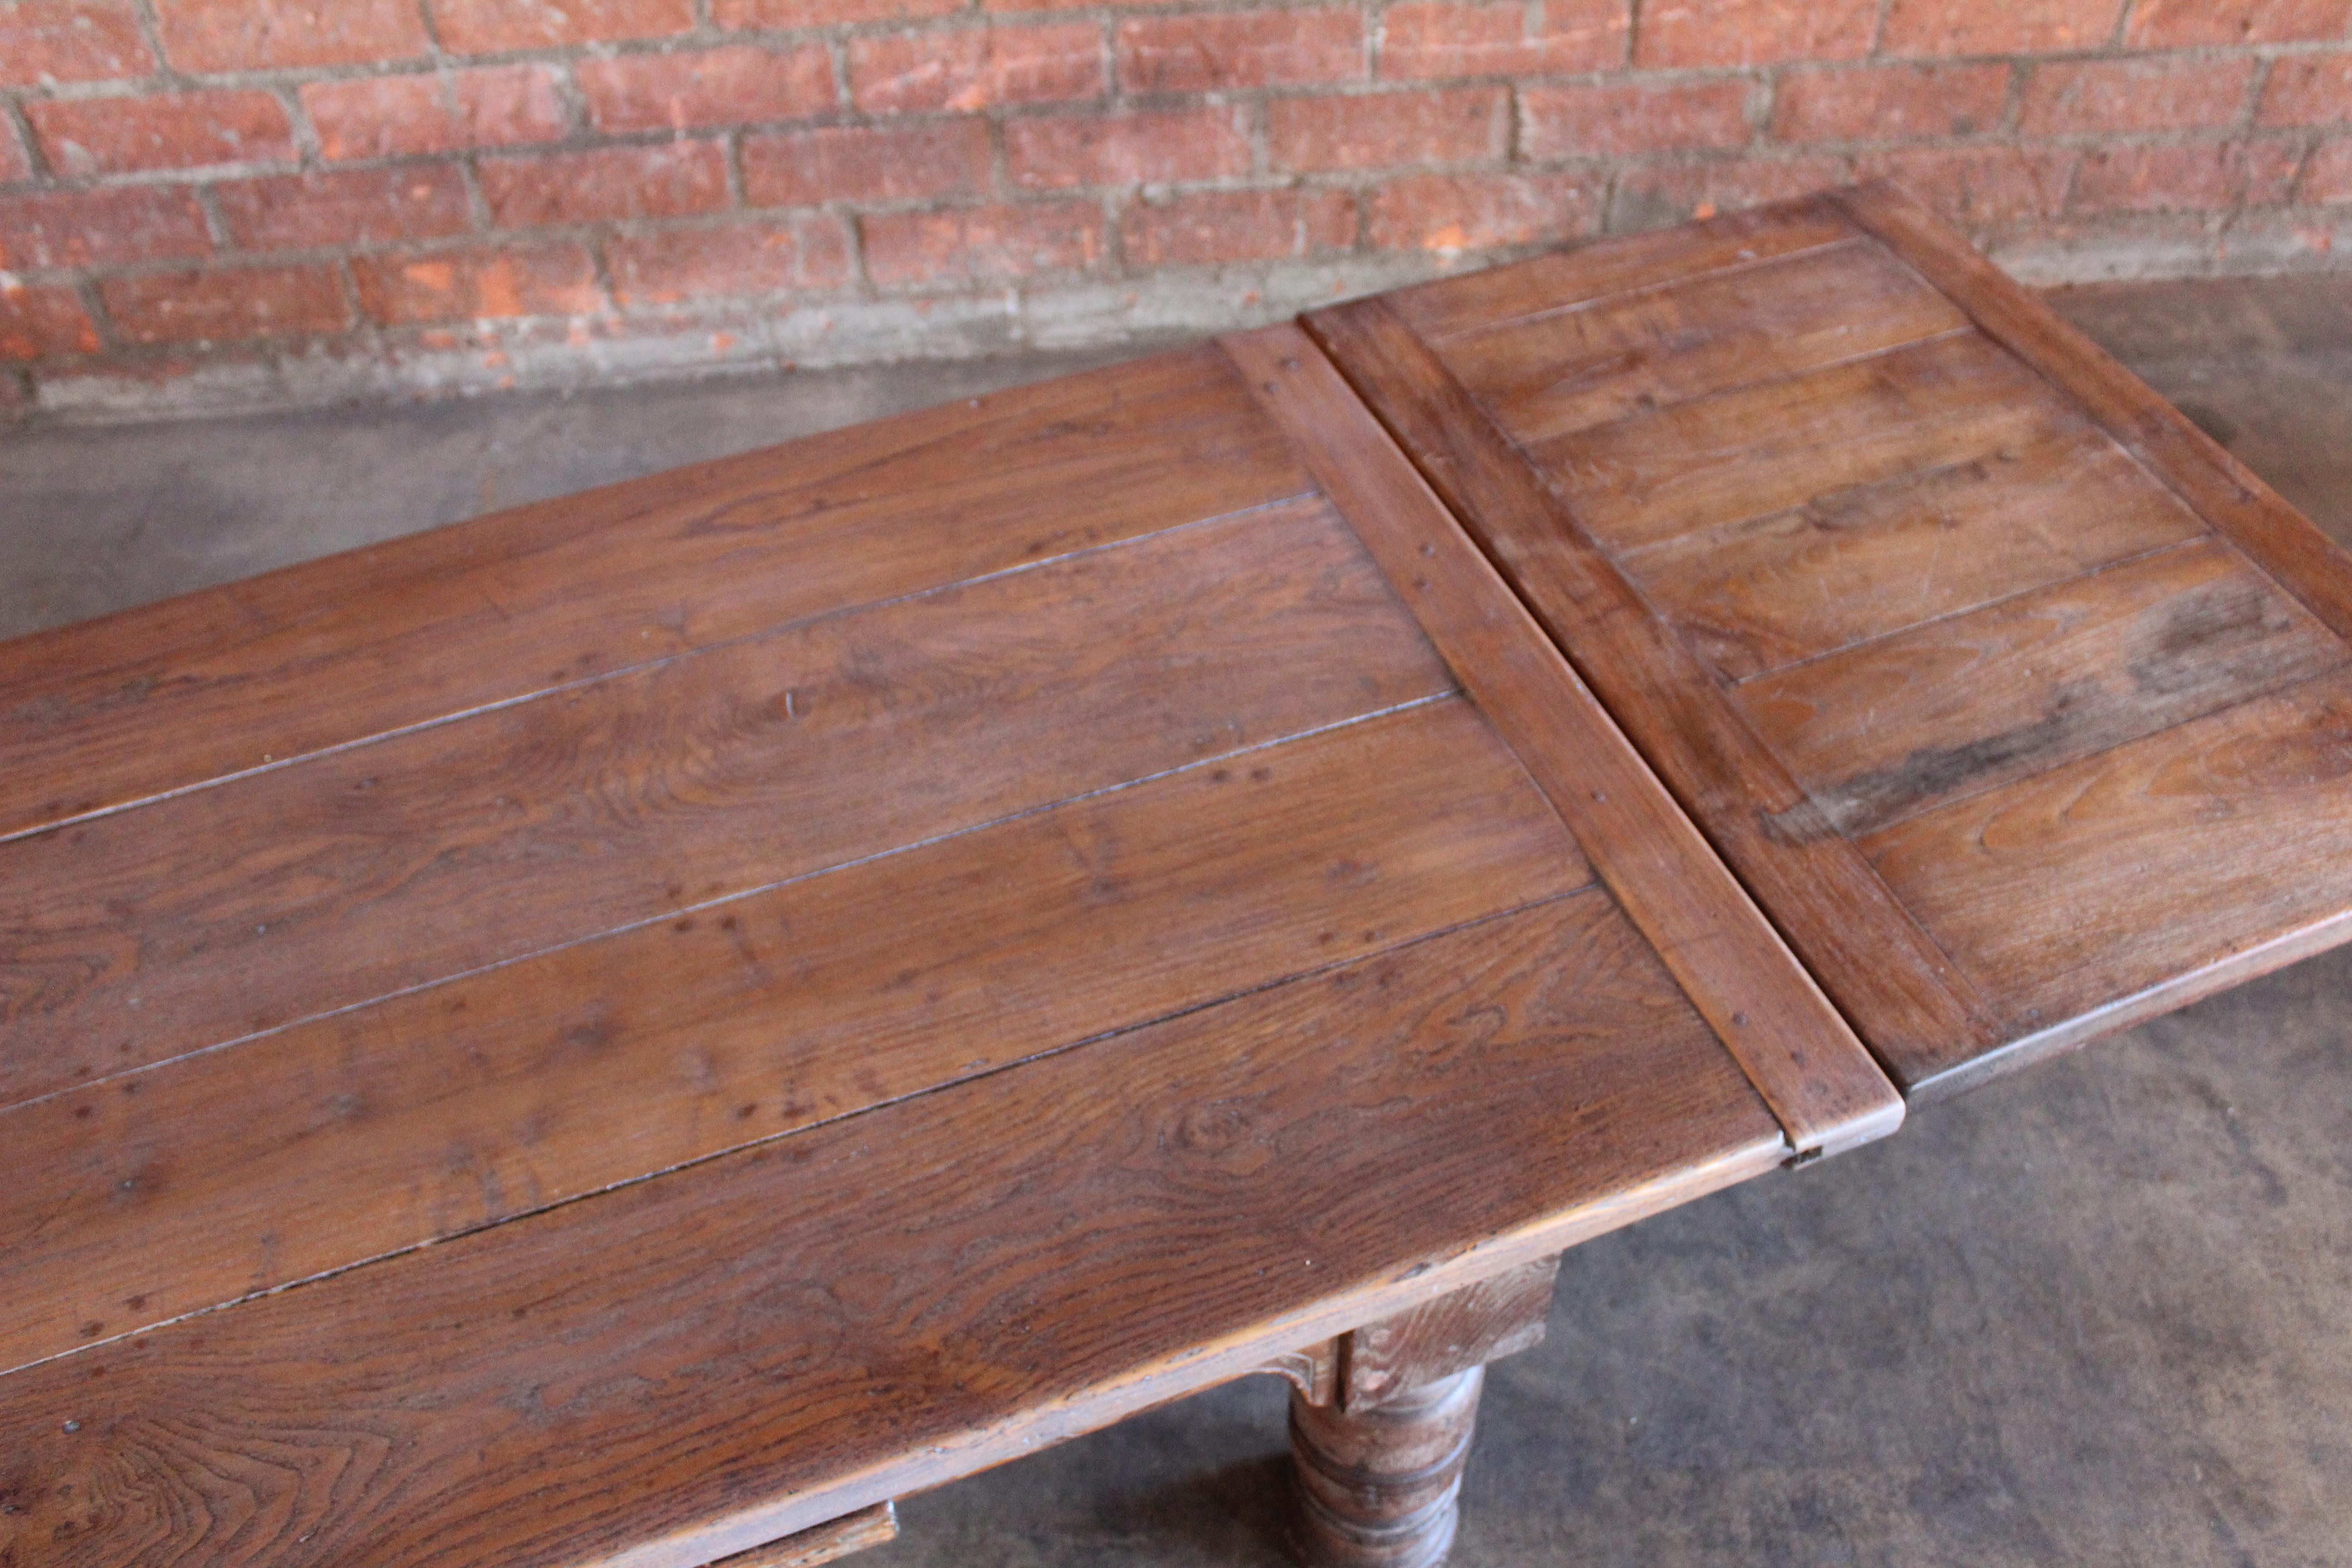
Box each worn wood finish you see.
[1289,1369,1484,1568]
[1624,425,2205,682]
[1302,294,1995,1092]
[0,500,1450,1108]
[1338,1255,1560,1413]
[709,1504,897,1568]
[1225,325,1901,1158]
[1830,180,2352,648]
[1443,238,1969,446]
[1534,330,2061,556]
[1736,539,2347,835]
[0,895,1788,1568]
[0,699,1582,1373]
[1385,201,1855,344]
[0,346,1311,843]
[1866,667,2352,1053]
[1317,188,2352,1098]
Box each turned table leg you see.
[1270,1255,1561,1568]
[1289,1365,1485,1568]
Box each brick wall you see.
[3,0,2349,418]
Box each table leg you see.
[1277,1255,1561,1568]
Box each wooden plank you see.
[1303,295,1998,1096]
[1864,666,2352,1088]
[1386,196,1858,344]
[0,500,1450,1109]
[1736,539,2350,835]
[1623,424,2207,681]
[0,697,1584,1374]
[0,892,1786,1568]
[1223,324,1900,1157]
[1831,179,2352,648]
[0,345,1313,843]
[1534,329,2066,555]
[1441,237,1970,445]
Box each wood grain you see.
[1302,296,1994,1099]
[0,892,1785,1568]
[1832,179,2352,648]
[1338,1255,1559,1412]
[1441,237,1969,445]
[0,698,1582,1373]
[1737,538,2349,834]
[1386,197,1857,344]
[0,346,1312,843]
[1225,323,1901,1157]
[1623,424,2207,681]
[0,500,1450,1109]
[1865,666,2352,1070]
[1534,329,2063,555]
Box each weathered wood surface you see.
[0,894,1785,1568]
[1314,185,2352,1098]
[1222,325,1898,1157]
[0,325,1826,1568]
[0,498,1450,1108]
[0,347,1311,844]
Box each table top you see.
[1318,181,2352,1100]
[6,181,2347,1568]
[0,306,1886,1563]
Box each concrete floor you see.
[3,279,2347,1566]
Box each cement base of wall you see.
[12,207,2350,427]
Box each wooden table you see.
[3,182,2347,1568]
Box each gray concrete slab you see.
[1,283,2346,1566]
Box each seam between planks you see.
[1,881,1600,1381]
[0,487,1323,849]
[0,688,1465,1119]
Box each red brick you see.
[851,25,1102,114]
[1269,88,1504,174]
[743,120,991,206]
[353,243,601,323]
[0,0,154,87]
[2070,142,2294,213]
[0,282,101,359]
[1880,0,2125,56]
[716,0,959,24]
[607,217,852,304]
[1121,187,1354,265]
[1771,64,2009,142]
[0,118,29,182]
[479,141,729,227]
[0,187,211,268]
[154,0,428,73]
[1521,80,1750,160]
[1613,155,1854,224]
[1380,0,1627,80]
[578,44,836,133]
[430,0,692,52]
[1118,11,1364,94]
[1635,0,1874,68]
[862,201,1103,285]
[2241,138,2307,204]
[2020,58,2255,136]
[29,89,292,176]
[1007,107,1252,189]
[2260,53,2352,126]
[2126,0,2351,46]
[1854,146,2077,225]
[101,263,349,344]
[216,166,473,251]
[2302,138,2352,201]
[303,66,568,160]
[1367,172,1600,253]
